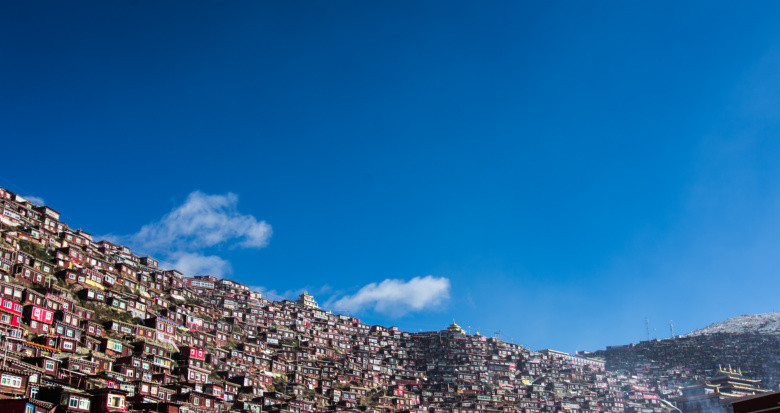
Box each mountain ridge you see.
[684,312,780,337]
[3,183,779,412]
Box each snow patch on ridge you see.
[685,312,780,337]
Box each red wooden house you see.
[23,305,54,334]
[0,297,22,327]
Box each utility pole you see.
[645,317,650,341]
[494,330,502,341]
[1,331,8,368]
[669,320,675,338]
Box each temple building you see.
[296,291,319,309]
[446,319,466,334]
[675,365,772,413]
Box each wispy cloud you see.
[328,276,450,317]
[23,195,45,206]
[251,285,332,303]
[102,191,271,276]
[161,252,233,277]
[127,191,271,253]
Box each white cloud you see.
[23,195,45,206]
[127,191,272,253]
[161,252,233,277]
[330,276,450,317]
[251,285,332,303]
[100,190,271,278]
[251,287,291,302]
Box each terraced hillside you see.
[0,185,674,412]
[595,332,780,391]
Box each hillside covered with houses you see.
[0,185,728,413]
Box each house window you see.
[108,395,124,408]
[45,360,55,370]
[63,341,74,350]
[69,396,79,408]
[0,374,21,388]
[79,398,90,410]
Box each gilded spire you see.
[447,319,465,334]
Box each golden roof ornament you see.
[447,319,465,334]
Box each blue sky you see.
[3,1,780,351]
